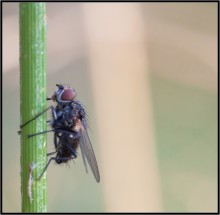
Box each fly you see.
[19,84,100,183]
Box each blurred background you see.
[2,2,217,213]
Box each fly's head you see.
[52,84,76,105]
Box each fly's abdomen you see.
[55,133,80,164]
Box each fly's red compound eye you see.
[61,88,76,101]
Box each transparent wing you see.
[79,136,88,173]
[79,121,100,183]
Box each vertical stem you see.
[20,3,47,212]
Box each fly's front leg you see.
[18,106,55,135]
[20,106,53,129]
[21,106,58,138]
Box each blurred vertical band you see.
[82,3,162,212]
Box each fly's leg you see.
[37,156,73,180]
[27,128,80,139]
[26,128,56,138]
[27,129,54,138]
[22,106,58,138]
[20,106,54,129]
[18,106,57,135]
[47,151,57,156]
[37,157,55,180]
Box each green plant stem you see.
[20,3,47,212]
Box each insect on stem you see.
[20,84,100,183]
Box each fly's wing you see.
[78,120,100,183]
[79,137,88,173]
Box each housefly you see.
[19,84,100,183]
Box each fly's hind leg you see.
[37,157,56,180]
[37,156,74,180]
